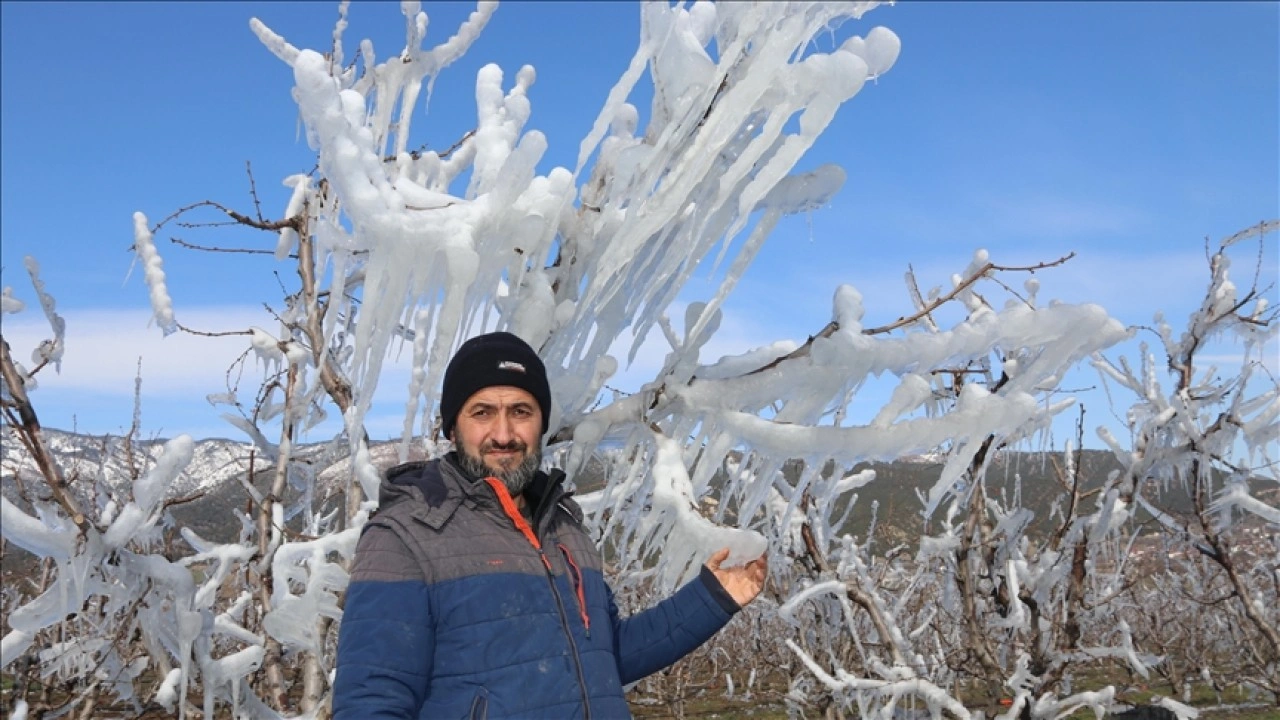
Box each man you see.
[332,331,767,719]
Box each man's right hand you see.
[705,547,768,607]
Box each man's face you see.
[452,385,543,495]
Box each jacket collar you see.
[524,466,574,537]
[380,454,575,533]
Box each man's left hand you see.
[706,547,768,608]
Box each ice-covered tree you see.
[2,2,1275,719]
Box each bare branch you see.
[169,236,282,256]
[383,129,476,162]
[175,323,254,338]
[247,160,265,223]
[146,199,304,235]
[0,337,91,534]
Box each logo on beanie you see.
[497,360,527,374]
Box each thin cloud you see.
[3,306,281,396]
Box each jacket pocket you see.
[468,688,489,720]
[558,543,591,636]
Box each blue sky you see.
[2,1,1277,445]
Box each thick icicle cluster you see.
[243,2,902,455]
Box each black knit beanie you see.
[440,331,552,439]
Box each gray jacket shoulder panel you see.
[348,520,426,584]
[379,458,472,530]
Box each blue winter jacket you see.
[331,455,740,719]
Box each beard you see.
[458,438,542,497]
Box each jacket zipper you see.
[484,477,592,719]
[558,544,591,638]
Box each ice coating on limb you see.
[275,174,311,259]
[0,496,76,561]
[777,579,846,623]
[262,527,360,655]
[617,433,766,588]
[154,668,183,712]
[131,212,177,336]
[136,435,193,511]
[1,286,26,314]
[843,26,901,79]
[20,257,66,371]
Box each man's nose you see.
[490,412,514,442]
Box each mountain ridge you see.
[2,426,1227,557]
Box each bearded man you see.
[332,331,767,719]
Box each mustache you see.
[481,439,528,453]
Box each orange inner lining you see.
[559,544,591,632]
[484,476,550,570]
